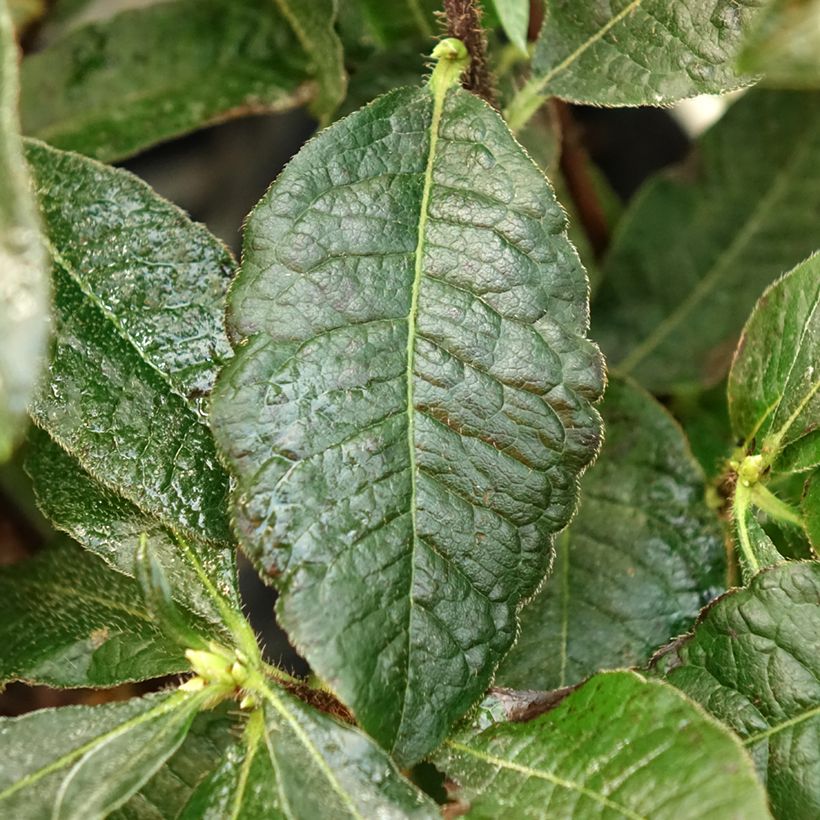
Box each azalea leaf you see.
[496,378,725,690]
[23,139,239,630]
[728,252,820,474]
[654,561,820,819]
[0,0,49,460]
[0,690,211,820]
[20,0,313,163]
[181,684,437,819]
[435,670,770,819]
[505,0,761,128]
[594,90,820,393]
[211,42,603,764]
[0,539,197,687]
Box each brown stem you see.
[528,0,544,41]
[442,0,496,106]
[553,100,610,259]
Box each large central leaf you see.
[212,53,603,765]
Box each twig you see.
[442,0,496,106]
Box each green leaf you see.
[803,472,820,549]
[0,0,49,461]
[22,139,239,630]
[490,0,529,53]
[338,0,435,54]
[9,0,44,31]
[212,53,603,764]
[496,378,725,690]
[505,0,761,128]
[19,0,313,163]
[0,689,210,820]
[654,561,820,819]
[111,705,236,820]
[182,685,437,819]
[594,90,820,393]
[728,252,820,474]
[0,539,196,687]
[739,0,820,89]
[435,670,771,819]
[273,0,346,122]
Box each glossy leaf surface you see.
[182,686,436,819]
[0,0,48,460]
[0,539,192,687]
[655,561,820,819]
[497,378,725,690]
[595,90,820,393]
[20,0,312,162]
[212,76,603,764]
[506,0,760,127]
[728,253,820,474]
[435,670,770,819]
[0,690,208,820]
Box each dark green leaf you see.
[20,0,312,162]
[505,0,761,127]
[0,689,210,820]
[496,378,725,690]
[212,58,603,764]
[804,472,820,549]
[23,139,239,630]
[728,252,820,474]
[490,0,529,53]
[594,90,820,393]
[654,561,820,819]
[181,684,437,819]
[738,0,820,88]
[435,670,770,819]
[0,539,193,687]
[0,0,49,460]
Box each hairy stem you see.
[443,0,496,105]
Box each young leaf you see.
[0,538,194,687]
[496,378,725,690]
[0,689,211,820]
[728,252,820,474]
[505,0,761,128]
[738,0,820,89]
[490,0,529,53]
[181,686,437,819]
[0,0,49,461]
[804,472,820,549]
[23,139,240,631]
[654,561,820,820]
[594,90,820,393]
[20,0,313,163]
[435,670,770,819]
[212,42,604,765]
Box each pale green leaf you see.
[0,689,209,820]
[496,378,725,690]
[491,0,529,53]
[803,471,820,549]
[212,66,603,765]
[435,670,770,819]
[655,561,820,819]
[594,90,820,393]
[0,0,49,460]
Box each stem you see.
[733,482,760,578]
[750,483,805,528]
[443,0,496,105]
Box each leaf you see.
[490,0,529,53]
[505,0,761,127]
[212,48,604,765]
[496,378,725,690]
[9,0,45,31]
[654,561,820,820]
[594,90,820,393]
[434,670,771,819]
[728,252,820,474]
[738,0,820,89]
[338,0,435,54]
[19,0,313,163]
[110,705,235,820]
[23,139,239,625]
[0,0,49,461]
[181,684,437,819]
[0,538,197,687]
[0,689,210,820]
[803,472,820,549]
